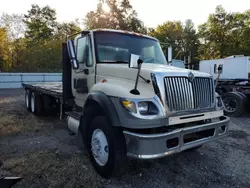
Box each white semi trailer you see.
[200,55,250,80]
[200,56,250,117]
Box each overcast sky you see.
[1,0,250,28]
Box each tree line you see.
[0,0,250,72]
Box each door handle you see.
[84,69,89,75]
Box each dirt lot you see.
[0,89,250,188]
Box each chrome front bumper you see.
[123,116,230,159]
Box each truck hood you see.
[97,63,211,82]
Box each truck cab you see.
[63,29,230,178]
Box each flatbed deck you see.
[22,82,62,99]
[22,82,64,119]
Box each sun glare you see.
[102,3,110,13]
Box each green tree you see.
[55,21,81,41]
[19,40,62,72]
[197,5,250,60]
[149,21,184,58]
[0,13,26,69]
[0,28,9,71]
[0,5,83,72]
[84,0,146,33]
[183,19,200,68]
[150,20,199,67]
[230,10,250,55]
[21,4,67,72]
[198,6,232,59]
[23,4,57,43]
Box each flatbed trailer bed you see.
[22,82,65,119]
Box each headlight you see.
[121,98,160,116]
[138,102,149,114]
[138,101,159,115]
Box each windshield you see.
[94,31,167,64]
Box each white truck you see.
[200,55,250,80]
[200,56,250,116]
[22,29,230,178]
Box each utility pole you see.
[188,51,191,69]
[184,56,186,69]
[188,55,191,69]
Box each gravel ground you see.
[0,89,250,188]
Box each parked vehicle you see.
[169,59,185,68]
[200,56,250,116]
[22,29,229,178]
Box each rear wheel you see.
[223,92,245,117]
[235,92,248,104]
[30,92,44,116]
[87,116,127,178]
[25,90,31,111]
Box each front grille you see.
[164,77,214,112]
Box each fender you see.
[84,91,121,126]
[76,91,121,149]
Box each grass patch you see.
[0,113,22,136]
[3,158,26,173]
[0,96,61,137]
[1,151,104,188]
[0,110,42,137]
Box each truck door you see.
[72,34,95,107]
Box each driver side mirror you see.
[218,64,223,74]
[67,40,79,69]
[129,54,141,68]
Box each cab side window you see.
[214,64,218,73]
[76,35,93,67]
[76,37,87,64]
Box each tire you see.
[87,116,127,178]
[235,92,248,104]
[222,92,245,117]
[25,89,31,111]
[30,92,44,116]
[42,95,58,116]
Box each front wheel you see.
[87,116,127,178]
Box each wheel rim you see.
[25,93,29,108]
[31,94,35,113]
[223,97,238,113]
[91,129,109,166]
